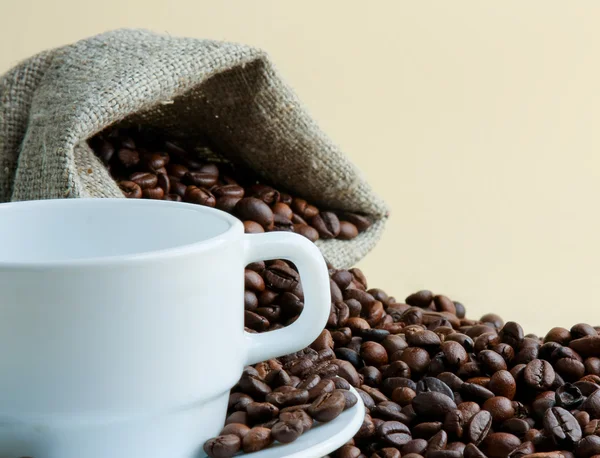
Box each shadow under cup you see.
[0,199,330,458]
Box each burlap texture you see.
[0,29,388,268]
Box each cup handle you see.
[243,232,331,365]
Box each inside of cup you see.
[0,199,233,264]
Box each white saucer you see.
[206,385,365,458]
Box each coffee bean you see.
[501,418,530,437]
[311,212,341,239]
[238,374,272,399]
[556,384,585,410]
[479,349,508,374]
[308,390,346,422]
[117,148,140,168]
[399,347,431,374]
[570,336,600,358]
[575,435,600,457]
[220,423,251,439]
[361,342,389,367]
[466,410,493,445]
[428,429,448,451]
[483,396,515,423]
[543,406,582,445]
[406,290,434,308]
[338,221,359,240]
[337,445,363,458]
[263,264,299,292]
[279,408,313,431]
[416,377,455,401]
[373,401,410,422]
[412,392,457,420]
[584,419,600,436]
[118,180,142,198]
[242,427,273,453]
[489,370,517,400]
[373,448,401,458]
[441,341,468,366]
[184,185,216,206]
[203,434,242,458]
[500,322,525,348]
[461,383,495,402]
[482,432,521,458]
[582,390,600,419]
[235,198,275,230]
[524,359,556,390]
[271,420,304,444]
[378,420,412,447]
[130,171,157,189]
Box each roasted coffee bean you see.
[489,370,517,400]
[543,407,582,445]
[556,384,585,409]
[242,427,273,453]
[482,432,521,457]
[501,418,530,437]
[373,401,410,422]
[581,389,600,419]
[118,180,143,198]
[184,185,216,206]
[220,423,251,439]
[378,420,412,447]
[142,187,164,199]
[117,148,140,168]
[438,372,465,391]
[406,290,434,308]
[584,419,600,436]
[392,386,416,406]
[235,198,275,230]
[574,435,600,456]
[311,212,340,239]
[361,366,382,387]
[279,408,313,431]
[461,383,495,402]
[483,396,515,423]
[499,322,525,348]
[570,336,600,358]
[340,389,358,409]
[524,359,556,390]
[398,347,431,374]
[246,402,279,424]
[308,390,346,422]
[412,392,457,420]
[203,434,242,458]
[270,420,304,444]
[130,171,157,189]
[263,264,299,292]
[416,377,455,401]
[441,341,469,366]
[338,221,359,240]
[466,410,493,445]
[228,392,254,412]
[337,445,363,458]
[412,421,442,439]
[238,374,271,399]
[361,342,389,367]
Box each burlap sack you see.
[0,29,388,268]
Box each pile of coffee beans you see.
[208,260,600,458]
[88,127,372,242]
[91,128,600,457]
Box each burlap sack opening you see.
[0,29,388,268]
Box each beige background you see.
[1,1,599,335]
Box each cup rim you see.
[0,198,244,269]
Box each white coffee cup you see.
[0,198,331,458]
